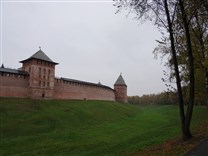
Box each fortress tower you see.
[114,74,127,103]
[20,48,58,98]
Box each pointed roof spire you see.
[20,48,58,65]
[114,73,127,86]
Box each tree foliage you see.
[114,0,208,140]
[128,92,178,105]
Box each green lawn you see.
[0,98,207,155]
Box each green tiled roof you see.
[114,74,127,86]
[20,49,58,64]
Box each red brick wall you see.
[0,73,29,98]
[28,88,54,99]
[54,79,115,101]
[22,60,55,89]
[114,85,127,103]
[0,74,116,101]
[22,59,55,99]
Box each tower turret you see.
[20,48,58,99]
[114,74,127,103]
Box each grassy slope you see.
[0,98,207,156]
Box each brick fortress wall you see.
[0,73,115,101]
[0,49,126,102]
[0,73,29,98]
[54,78,115,101]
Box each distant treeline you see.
[128,92,178,105]
[128,90,207,105]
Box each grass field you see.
[0,98,207,155]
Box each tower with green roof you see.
[114,74,127,103]
[20,48,58,98]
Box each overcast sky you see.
[1,0,167,96]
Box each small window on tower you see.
[39,67,41,74]
[48,69,50,75]
[39,81,41,86]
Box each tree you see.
[128,92,178,105]
[114,0,199,140]
[177,0,195,139]
[188,0,208,105]
[171,0,208,106]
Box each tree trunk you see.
[163,0,186,139]
[178,0,195,140]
